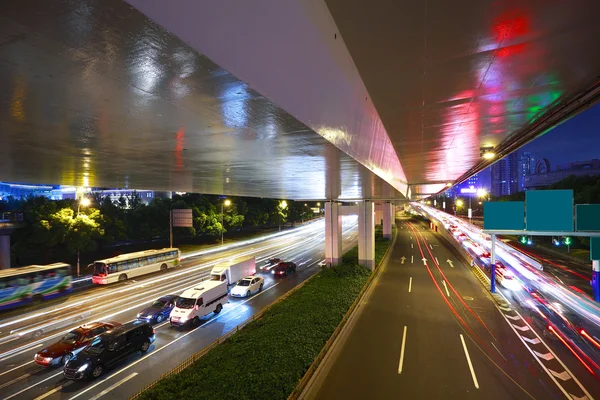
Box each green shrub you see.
[140,230,393,400]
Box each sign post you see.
[170,209,193,248]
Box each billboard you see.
[171,209,193,227]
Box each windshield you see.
[85,337,105,354]
[210,275,221,281]
[93,262,107,276]
[238,280,251,287]
[175,297,196,309]
[151,300,167,308]
[61,331,81,344]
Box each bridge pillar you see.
[358,201,375,270]
[325,202,342,266]
[375,210,383,226]
[0,234,10,269]
[382,202,393,239]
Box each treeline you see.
[0,193,316,265]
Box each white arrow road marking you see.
[422,258,428,265]
[511,324,530,332]
[521,336,541,345]
[533,351,554,361]
[401,257,406,264]
[548,369,571,381]
[447,259,454,268]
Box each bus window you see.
[93,262,108,276]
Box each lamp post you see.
[221,199,231,245]
[279,200,288,231]
[76,197,91,277]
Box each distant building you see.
[455,174,481,197]
[491,152,519,197]
[524,159,600,189]
[0,182,162,207]
[518,152,535,190]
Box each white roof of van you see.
[180,280,224,299]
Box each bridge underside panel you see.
[0,0,404,201]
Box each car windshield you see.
[93,262,107,276]
[238,280,251,287]
[175,297,196,309]
[61,331,81,344]
[85,337,105,354]
[151,300,167,308]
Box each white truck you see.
[210,256,256,285]
[169,280,228,327]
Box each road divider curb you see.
[292,226,397,400]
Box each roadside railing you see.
[129,269,321,400]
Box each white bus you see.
[91,248,180,284]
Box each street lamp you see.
[76,197,91,277]
[279,200,288,231]
[221,199,231,245]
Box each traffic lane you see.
[0,224,340,361]
[412,225,564,399]
[315,224,532,400]
[506,292,600,399]
[0,222,327,337]
[54,259,326,400]
[0,239,325,383]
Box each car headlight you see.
[137,313,141,318]
[77,363,89,373]
[43,357,53,363]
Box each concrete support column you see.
[375,210,383,226]
[358,201,375,270]
[325,202,342,266]
[0,234,10,269]
[382,202,393,239]
[592,260,600,302]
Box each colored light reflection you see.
[174,127,185,170]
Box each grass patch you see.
[139,227,393,400]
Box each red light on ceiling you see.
[493,12,530,42]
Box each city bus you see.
[0,263,72,311]
[91,248,181,284]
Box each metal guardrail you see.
[129,270,321,400]
[289,233,397,399]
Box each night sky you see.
[478,102,600,187]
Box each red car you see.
[271,262,297,277]
[34,321,120,367]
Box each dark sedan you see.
[272,262,297,277]
[137,295,178,324]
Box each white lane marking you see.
[0,360,34,377]
[429,244,433,250]
[398,326,407,374]
[522,336,540,345]
[69,282,283,400]
[491,342,507,361]
[87,372,138,400]
[34,381,73,400]
[411,243,413,249]
[410,236,412,240]
[548,369,571,381]
[511,324,530,332]
[442,280,450,297]
[411,255,413,264]
[408,277,412,293]
[4,370,63,400]
[459,334,479,389]
[505,314,521,320]
[533,351,554,361]
[435,257,439,264]
[0,344,42,361]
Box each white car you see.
[230,276,264,298]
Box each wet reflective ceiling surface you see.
[326,0,600,196]
[0,0,402,201]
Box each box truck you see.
[170,280,228,327]
[210,256,256,285]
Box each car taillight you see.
[151,328,155,335]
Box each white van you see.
[170,281,228,327]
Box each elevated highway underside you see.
[2,0,600,200]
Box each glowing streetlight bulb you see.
[80,197,91,207]
[224,199,231,207]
